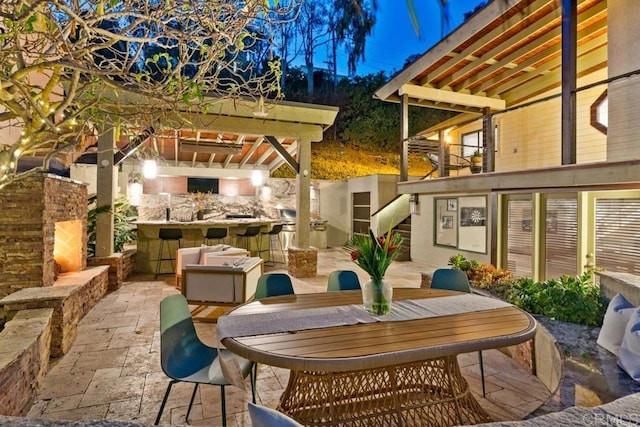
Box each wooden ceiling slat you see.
[423,0,554,86]
[239,136,264,168]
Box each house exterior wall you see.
[318,180,349,247]
[445,70,608,173]
[411,193,491,268]
[607,0,640,161]
[347,174,399,235]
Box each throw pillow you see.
[618,307,640,382]
[198,244,225,264]
[247,402,302,427]
[597,293,636,356]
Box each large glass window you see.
[545,196,577,279]
[506,197,533,278]
[434,196,486,253]
[461,130,482,157]
[596,198,640,275]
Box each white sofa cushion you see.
[597,293,636,356]
[618,307,640,382]
[198,244,232,264]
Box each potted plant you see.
[470,149,483,173]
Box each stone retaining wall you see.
[87,249,136,291]
[597,271,640,305]
[0,308,53,416]
[0,266,108,357]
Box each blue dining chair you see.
[327,270,362,292]
[155,294,256,426]
[255,273,295,300]
[430,268,487,397]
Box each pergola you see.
[94,97,338,267]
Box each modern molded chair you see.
[155,228,183,279]
[204,227,228,245]
[235,225,262,256]
[327,270,362,292]
[155,294,256,426]
[430,268,486,397]
[254,273,294,300]
[259,224,285,264]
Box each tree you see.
[295,0,330,95]
[0,0,296,187]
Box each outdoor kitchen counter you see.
[134,219,278,274]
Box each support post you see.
[482,107,494,172]
[400,94,409,182]
[96,127,116,257]
[561,0,577,165]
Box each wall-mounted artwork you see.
[442,215,454,229]
[460,207,486,227]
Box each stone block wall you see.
[288,247,317,278]
[0,308,53,416]
[1,266,108,357]
[0,174,88,298]
[87,250,136,290]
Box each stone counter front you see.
[135,219,278,274]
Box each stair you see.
[394,216,412,261]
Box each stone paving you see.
[27,248,551,426]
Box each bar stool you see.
[234,226,262,256]
[155,228,182,279]
[203,227,227,245]
[259,224,285,264]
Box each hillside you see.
[271,142,436,180]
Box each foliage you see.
[0,0,295,186]
[87,196,137,257]
[271,142,436,180]
[448,254,512,299]
[346,228,403,283]
[507,271,606,326]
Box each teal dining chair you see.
[430,268,486,397]
[254,273,295,300]
[327,270,362,291]
[155,294,256,426]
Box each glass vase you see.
[362,277,393,315]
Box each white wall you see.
[608,0,640,161]
[347,174,399,234]
[319,180,349,247]
[410,193,491,267]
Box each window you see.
[590,89,608,135]
[461,130,482,157]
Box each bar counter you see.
[134,218,279,274]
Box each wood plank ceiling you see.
[376,0,607,112]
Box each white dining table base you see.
[277,355,492,426]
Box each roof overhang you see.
[375,0,607,112]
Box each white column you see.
[608,0,640,161]
[95,127,115,257]
[295,138,311,249]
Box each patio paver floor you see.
[27,248,550,426]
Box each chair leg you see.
[251,363,257,403]
[220,385,227,427]
[185,383,199,423]
[478,350,486,397]
[154,379,177,425]
[155,239,165,279]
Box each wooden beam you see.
[486,27,607,98]
[436,0,556,88]
[399,84,506,111]
[265,135,299,173]
[468,4,606,95]
[269,141,298,171]
[562,0,578,165]
[502,44,606,105]
[239,136,263,167]
[400,94,409,182]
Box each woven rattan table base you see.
[277,355,492,426]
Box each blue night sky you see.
[336,0,486,76]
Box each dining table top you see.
[219,288,537,373]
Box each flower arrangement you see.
[348,229,404,282]
[347,228,403,314]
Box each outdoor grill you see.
[278,209,328,249]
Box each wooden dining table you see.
[217,288,537,426]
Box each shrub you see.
[87,196,137,257]
[507,271,605,326]
[448,254,512,298]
